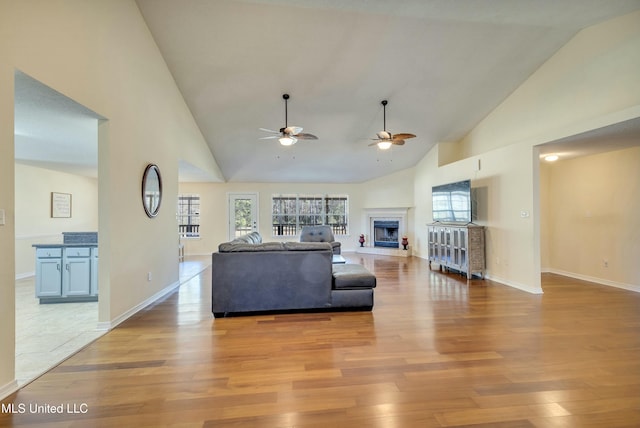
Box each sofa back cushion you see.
[218,242,285,253]
[300,225,334,243]
[232,231,262,244]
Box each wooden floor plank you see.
[2,255,639,427]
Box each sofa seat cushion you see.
[332,264,376,289]
[283,242,332,251]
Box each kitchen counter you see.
[33,243,97,248]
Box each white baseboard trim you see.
[410,253,546,293]
[355,246,412,257]
[0,380,19,401]
[483,273,544,294]
[15,272,35,281]
[545,268,639,293]
[95,280,182,331]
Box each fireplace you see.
[373,220,399,248]
[359,208,410,256]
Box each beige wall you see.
[15,164,99,277]
[413,142,542,293]
[0,56,16,395]
[0,0,222,393]
[540,147,640,291]
[179,172,416,256]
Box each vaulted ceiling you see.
[14,1,640,182]
[134,0,640,182]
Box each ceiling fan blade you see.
[295,133,318,140]
[392,140,406,146]
[392,133,416,140]
[259,127,280,134]
[259,135,279,140]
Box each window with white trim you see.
[177,194,200,238]
[272,194,348,237]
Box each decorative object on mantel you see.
[359,234,365,247]
[51,192,72,218]
[368,100,416,150]
[142,163,162,218]
[402,236,409,250]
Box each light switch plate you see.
[0,209,5,225]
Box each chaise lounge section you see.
[211,232,375,317]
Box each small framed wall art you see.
[51,192,72,218]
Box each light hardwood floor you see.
[2,254,639,427]
[13,257,210,386]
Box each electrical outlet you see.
[0,209,5,225]
[603,259,609,268]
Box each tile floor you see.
[14,255,211,386]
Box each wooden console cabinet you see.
[428,223,485,279]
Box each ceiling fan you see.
[260,94,318,146]
[369,100,416,150]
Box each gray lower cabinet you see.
[63,247,91,296]
[35,246,98,303]
[35,248,63,297]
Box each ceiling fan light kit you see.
[259,93,318,146]
[279,136,295,146]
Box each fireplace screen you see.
[373,220,399,248]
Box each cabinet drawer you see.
[36,248,62,258]
[65,248,91,257]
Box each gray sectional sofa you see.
[211,232,375,317]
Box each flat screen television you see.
[432,179,473,223]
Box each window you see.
[272,194,348,237]
[177,195,200,238]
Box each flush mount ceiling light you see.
[369,100,416,150]
[544,154,559,162]
[259,94,318,146]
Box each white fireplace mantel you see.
[358,208,412,257]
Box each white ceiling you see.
[13,1,640,182]
[14,71,102,178]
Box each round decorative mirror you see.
[142,164,162,218]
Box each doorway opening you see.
[13,70,106,385]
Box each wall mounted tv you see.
[432,179,475,223]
